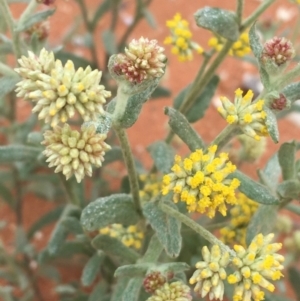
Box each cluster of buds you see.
[143,271,168,294]
[270,93,289,111]
[112,37,166,84]
[190,245,230,300]
[262,36,295,66]
[139,173,162,202]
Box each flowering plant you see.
[1,0,300,301]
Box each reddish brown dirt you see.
[1,0,300,300]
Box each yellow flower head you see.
[99,224,144,250]
[208,32,251,57]
[162,146,240,218]
[220,193,259,247]
[218,89,269,141]
[228,233,284,301]
[164,13,203,62]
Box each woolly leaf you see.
[249,23,263,59]
[88,281,108,301]
[81,251,105,287]
[261,153,281,190]
[246,205,278,245]
[151,86,171,99]
[230,170,279,204]
[173,75,219,123]
[160,262,190,274]
[264,107,279,143]
[92,235,140,263]
[143,201,182,258]
[103,147,124,165]
[143,9,156,28]
[47,222,68,255]
[102,30,117,55]
[165,107,205,151]
[61,217,83,235]
[80,194,139,232]
[122,278,143,301]
[282,82,300,102]
[114,263,152,278]
[0,75,19,98]
[259,65,270,88]
[147,141,174,173]
[111,278,129,301]
[16,9,56,32]
[194,7,239,41]
[0,145,41,163]
[278,141,296,180]
[277,180,300,200]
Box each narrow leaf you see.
[102,30,117,55]
[0,183,15,209]
[249,23,263,59]
[230,170,279,204]
[151,86,171,99]
[277,180,300,200]
[114,263,152,278]
[165,107,205,151]
[80,194,139,232]
[92,235,140,263]
[0,145,41,163]
[111,278,129,301]
[47,223,68,255]
[143,201,182,258]
[288,267,300,301]
[0,76,19,98]
[81,251,105,287]
[88,281,108,301]
[264,106,279,143]
[103,147,124,165]
[91,0,111,30]
[147,141,174,173]
[278,141,296,180]
[160,262,190,274]
[262,153,281,190]
[61,217,83,235]
[143,9,156,28]
[194,7,239,41]
[246,205,278,245]
[122,278,143,301]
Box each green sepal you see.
[81,251,105,287]
[143,200,182,258]
[80,194,139,232]
[164,107,205,151]
[92,235,141,263]
[173,75,219,123]
[230,170,279,204]
[246,205,278,245]
[114,263,153,278]
[122,278,143,301]
[277,180,300,200]
[194,7,239,41]
[147,141,174,173]
[278,141,296,180]
[264,106,279,143]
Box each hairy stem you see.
[114,127,142,217]
[159,203,235,257]
[140,234,163,262]
[210,124,241,150]
[236,0,244,26]
[59,174,82,207]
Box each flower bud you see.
[24,21,49,42]
[143,271,167,294]
[36,0,55,5]
[270,93,289,111]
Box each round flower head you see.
[228,233,284,301]
[164,13,203,62]
[270,93,289,111]
[218,89,268,141]
[113,37,166,84]
[220,193,259,247]
[143,271,167,294]
[208,32,251,57]
[190,245,230,300]
[15,48,111,127]
[42,124,110,183]
[99,224,144,250]
[146,281,192,301]
[162,145,240,218]
[262,36,295,66]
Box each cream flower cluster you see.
[218,89,268,141]
[190,245,230,300]
[15,48,111,127]
[162,145,240,218]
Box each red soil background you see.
[1,0,300,300]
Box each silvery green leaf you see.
[92,235,140,263]
[61,217,83,235]
[278,141,296,180]
[114,263,152,278]
[91,0,111,30]
[0,76,20,98]
[282,82,300,102]
[102,147,124,165]
[81,251,105,287]
[0,182,15,209]
[27,132,44,145]
[102,30,117,55]
[277,180,300,200]
[143,9,156,28]
[0,145,41,163]
[258,65,270,88]
[88,281,108,301]
[173,75,220,123]
[122,278,143,301]
[82,114,112,135]
[151,86,171,99]
[246,204,278,246]
[194,7,239,41]
[264,106,279,143]
[16,9,56,32]
[143,201,182,258]
[159,262,190,274]
[249,23,263,59]
[165,107,205,151]
[230,170,279,204]
[111,278,129,301]
[147,141,174,173]
[80,194,139,232]
[47,223,68,255]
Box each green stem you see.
[0,0,21,59]
[210,124,241,150]
[19,0,37,24]
[240,0,276,31]
[286,203,300,215]
[159,203,235,257]
[59,174,82,207]
[0,62,16,76]
[236,0,244,26]
[179,40,234,115]
[114,127,142,217]
[140,234,163,262]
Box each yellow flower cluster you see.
[162,145,240,218]
[208,32,251,57]
[218,89,268,141]
[190,245,230,300]
[164,13,203,62]
[99,224,144,250]
[228,233,284,301]
[139,174,162,202]
[220,193,259,247]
